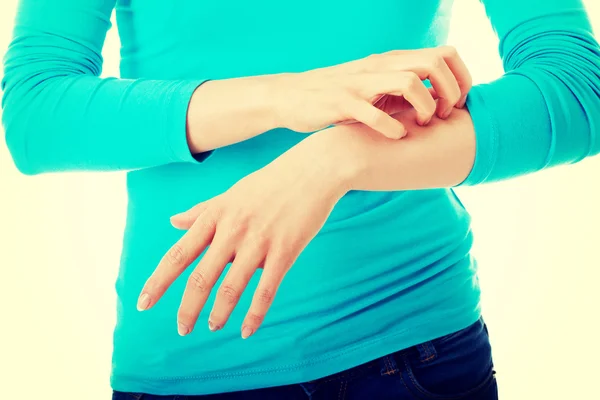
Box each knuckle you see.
[219,284,240,305]
[333,98,345,115]
[447,85,462,103]
[463,74,473,91]
[366,52,380,61]
[227,219,248,240]
[404,72,421,91]
[365,52,384,68]
[188,270,210,292]
[428,55,444,70]
[422,100,436,117]
[208,205,224,223]
[247,231,270,252]
[337,93,355,114]
[166,244,186,267]
[368,111,385,127]
[246,312,265,326]
[257,287,275,305]
[449,89,462,104]
[198,214,217,231]
[427,101,437,115]
[271,245,292,264]
[271,242,298,266]
[439,45,458,57]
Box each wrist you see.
[243,75,284,130]
[186,76,282,153]
[302,126,369,194]
[257,73,294,129]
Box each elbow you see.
[3,127,39,176]
[1,74,54,176]
[549,53,600,162]
[2,29,105,175]
[512,44,600,164]
[2,62,84,175]
[2,94,38,176]
[499,14,600,163]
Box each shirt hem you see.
[110,309,481,396]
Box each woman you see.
[3,0,599,398]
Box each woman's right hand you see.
[266,45,472,139]
[186,46,471,154]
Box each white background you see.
[1,1,599,399]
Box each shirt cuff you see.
[166,79,215,164]
[454,84,499,187]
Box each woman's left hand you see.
[136,135,354,339]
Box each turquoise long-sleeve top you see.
[3,0,600,395]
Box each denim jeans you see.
[113,317,498,400]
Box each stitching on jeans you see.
[419,342,438,364]
[399,371,414,398]
[123,394,143,400]
[387,356,395,374]
[402,353,496,400]
[389,356,400,375]
[421,354,436,363]
[420,343,431,360]
[383,356,392,375]
[382,356,397,376]
[320,376,340,384]
[317,360,377,384]
[319,368,355,384]
[338,380,348,400]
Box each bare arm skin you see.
[143,106,476,338]
[309,106,477,192]
[184,46,472,154]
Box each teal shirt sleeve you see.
[1,0,210,175]
[457,0,600,186]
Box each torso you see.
[109,1,482,395]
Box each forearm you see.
[306,108,476,192]
[186,77,280,154]
[458,0,600,185]
[2,0,208,174]
[324,1,600,192]
[2,0,282,175]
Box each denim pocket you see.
[398,318,498,399]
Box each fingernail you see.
[241,326,254,339]
[178,323,190,336]
[442,108,452,119]
[137,293,151,311]
[418,115,431,126]
[208,320,221,332]
[457,95,467,108]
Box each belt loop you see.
[417,341,438,363]
[379,354,400,376]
